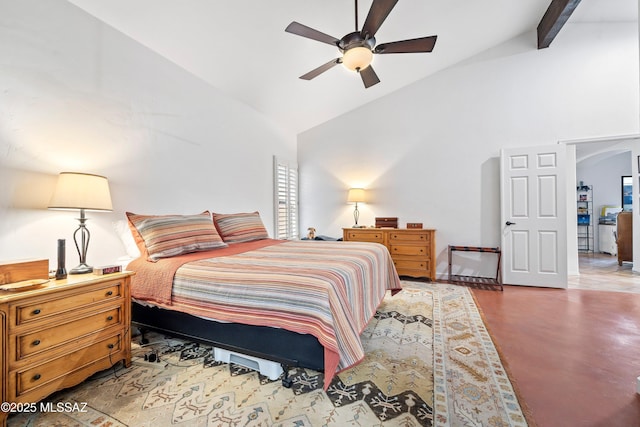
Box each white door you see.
[500,145,568,288]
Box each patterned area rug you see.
[10,281,527,426]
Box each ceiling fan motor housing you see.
[338,32,376,53]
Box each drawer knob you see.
[32,309,41,315]
[106,291,113,296]
[33,374,41,381]
[107,343,115,349]
[107,315,114,321]
[32,339,41,346]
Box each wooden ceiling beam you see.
[537,0,582,49]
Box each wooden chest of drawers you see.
[617,211,632,265]
[0,272,133,426]
[343,228,436,280]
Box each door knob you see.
[506,221,516,226]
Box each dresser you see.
[343,228,436,280]
[617,211,633,265]
[0,272,133,426]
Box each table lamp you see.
[347,188,366,228]
[49,172,113,274]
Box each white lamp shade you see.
[49,172,113,211]
[342,47,373,71]
[347,188,366,203]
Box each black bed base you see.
[131,302,325,387]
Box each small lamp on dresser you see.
[48,172,113,274]
[347,188,366,228]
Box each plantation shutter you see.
[274,156,299,240]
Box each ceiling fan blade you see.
[285,22,340,47]
[361,0,399,39]
[359,66,380,88]
[374,35,438,54]
[299,58,341,80]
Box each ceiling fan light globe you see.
[342,46,373,72]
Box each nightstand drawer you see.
[344,230,384,243]
[390,244,429,257]
[12,280,123,328]
[11,334,122,398]
[15,305,122,361]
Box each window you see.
[273,156,298,239]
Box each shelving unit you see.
[577,184,593,252]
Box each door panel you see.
[510,230,529,271]
[501,145,568,288]
[539,231,558,273]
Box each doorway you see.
[568,252,640,293]
[567,135,639,290]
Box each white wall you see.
[0,1,296,270]
[298,22,639,279]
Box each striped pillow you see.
[126,211,227,261]
[212,211,269,243]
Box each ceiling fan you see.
[285,0,437,88]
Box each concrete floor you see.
[472,254,640,427]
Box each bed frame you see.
[132,301,325,387]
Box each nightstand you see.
[0,271,133,426]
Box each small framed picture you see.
[637,155,640,173]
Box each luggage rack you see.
[447,245,502,291]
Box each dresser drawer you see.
[389,231,431,244]
[11,280,123,328]
[344,230,384,243]
[14,305,122,361]
[390,244,429,257]
[10,334,122,399]
[393,259,430,273]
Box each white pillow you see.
[113,219,141,259]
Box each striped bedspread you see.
[129,239,401,387]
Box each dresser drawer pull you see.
[32,309,41,315]
[32,339,41,346]
[107,343,115,349]
[32,374,41,381]
[106,290,113,296]
[107,315,114,321]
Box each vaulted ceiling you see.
[67,0,637,134]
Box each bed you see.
[124,211,402,388]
